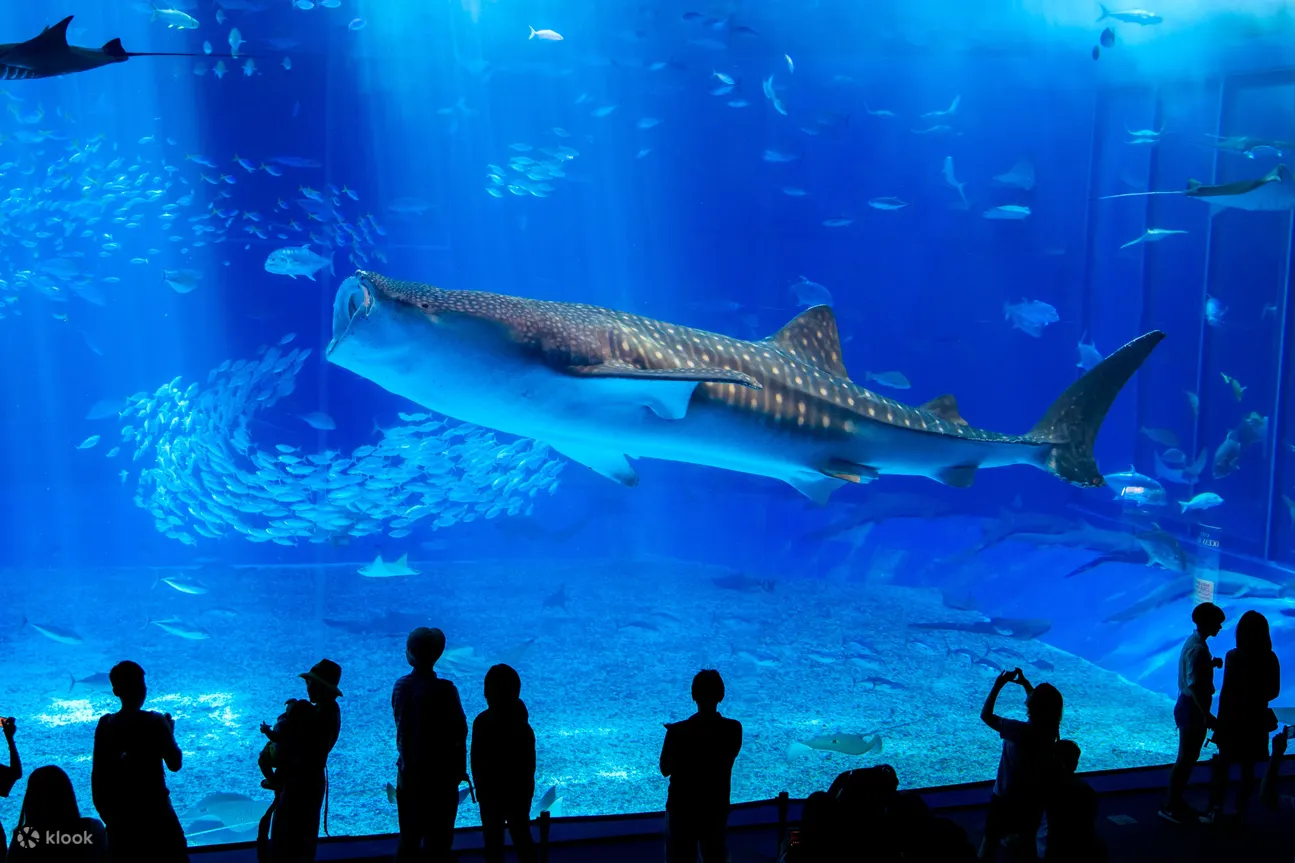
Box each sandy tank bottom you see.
[0,556,1177,843]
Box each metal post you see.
[1264,209,1294,560]
[776,790,790,858]
[538,810,550,863]
[1188,79,1228,473]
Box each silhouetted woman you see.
[8,765,108,862]
[0,716,21,863]
[1205,610,1281,822]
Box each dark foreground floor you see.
[193,761,1295,863]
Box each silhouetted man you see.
[0,716,21,863]
[471,664,538,863]
[394,627,468,863]
[1160,601,1225,824]
[91,660,188,863]
[659,669,743,863]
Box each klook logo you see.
[14,826,95,848]
[14,826,39,849]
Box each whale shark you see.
[326,271,1164,503]
[0,16,203,81]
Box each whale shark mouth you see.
[327,274,374,356]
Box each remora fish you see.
[326,271,1164,503]
[1100,165,1295,214]
[0,15,205,80]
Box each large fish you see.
[0,16,202,81]
[1100,165,1295,214]
[326,272,1164,504]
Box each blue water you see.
[1,0,1294,845]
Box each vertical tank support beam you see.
[1188,79,1227,477]
[1263,202,1294,560]
[1078,88,1102,349]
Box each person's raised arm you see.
[981,670,1017,731]
[2,716,20,782]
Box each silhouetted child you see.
[0,716,21,863]
[1205,609,1281,824]
[659,669,743,863]
[1160,601,1225,824]
[260,658,343,863]
[978,668,1061,861]
[1037,740,1105,863]
[91,660,188,863]
[471,664,538,863]
[393,627,468,863]
[8,765,108,862]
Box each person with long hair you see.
[1203,610,1281,824]
[8,765,107,862]
[0,716,21,863]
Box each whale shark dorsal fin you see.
[765,306,849,379]
[35,16,73,47]
[919,394,968,426]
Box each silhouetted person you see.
[394,627,468,863]
[1160,602,1225,824]
[259,659,342,863]
[1037,740,1104,863]
[0,716,22,863]
[978,669,1061,861]
[471,664,538,863]
[91,661,187,863]
[1204,609,1281,823]
[659,669,742,863]
[8,765,108,863]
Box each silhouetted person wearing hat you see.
[471,664,538,863]
[91,660,188,862]
[0,716,22,863]
[1159,602,1225,824]
[659,669,742,863]
[259,659,343,863]
[394,627,468,863]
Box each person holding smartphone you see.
[978,668,1063,861]
[0,716,22,863]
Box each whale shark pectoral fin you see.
[821,460,879,484]
[547,441,639,486]
[934,465,978,487]
[787,472,848,505]
[566,361,759,420]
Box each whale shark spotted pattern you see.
[326,271,1164,503]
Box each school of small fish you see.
[95,339,564,547]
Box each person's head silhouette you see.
[1235,609,1271,653]
[1026,682,1063,736]
[691,668,725,712]
[406,627,446,670]
[18,765,80,831]
[484,664,522,709]
[1192,602,1226,638]
[109,660,146,710]
[1056,739,1081,775]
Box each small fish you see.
[1221,372,1246,401]
[22,617,84,646]
[868,196,908,210]
[713,71,735,85]
[348,18,366,31]
[149,616,212,640]
[299,411,336,431]
[984,205,1031,220]
[864,371,911,390]
[1206,295,1227,327]
[1140,427,1179,447]
[160,575,209,595]
[864,104,896,118]
[76,435,101,450]
[1029,658,1055,671]
[528,26,563,41]
[762,149,797,163]
[1179,492,1223,513]
[636,117,661,130]
[1098,5,1164,25]
[150,5,200,30]
[1185,390,1200,417]
[1100,27,1116,47]
[1120,227,1187,249]
[784,53,794,74]
[228,28,244,58]
[163,269,202,294]
[942,156,967,206]
[1003,299,1059,337]
[1077,333,1103,370]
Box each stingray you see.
[1099,165,1295,213]
[0,16,208,80]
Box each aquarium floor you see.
[1,557,1180,842]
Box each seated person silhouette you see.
[1037,740,1105,863]
[7,765,108,862]
[91,660,188,863]
[659,669,743,863]
[471,664,538,863]
[0,715,22,863]
[394,627,468,863]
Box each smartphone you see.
[1284,725,1295,740]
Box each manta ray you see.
[326,271,1164,504]
[1100,165,1295,213]
[0,16,203,80]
